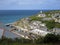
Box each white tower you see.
[40,11,43,14]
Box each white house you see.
[29,29,50,36]
[52,13,60,23]
[55,18,60,23]
[37,14,46,17]
[30,21,46,30]
[53,28,60,35]
[42,18,53,21]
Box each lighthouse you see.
[40,10,43,14]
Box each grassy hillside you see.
[13,10,60,30]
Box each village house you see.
[30,21,46,30]
[37,11,46,17]
[29,29,50,36]
[52,13,60,23]
[42,17,53,21]
[55,18,60,23]
[37,13,46,17]
[53,28,60,35]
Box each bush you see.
[45,20,55,29]
[30,16,42,21]
[36,34,60,43]
[36,36,44,44]
[43,34,59,43]
[0,34,60,44]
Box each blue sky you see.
[0,0,60,10]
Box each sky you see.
[0,0,60,10]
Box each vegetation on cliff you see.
[13,10,60,30]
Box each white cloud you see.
[0,0,45,5]
[0,0,60,10]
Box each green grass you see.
[0,43,59,45]
[55,23,60,28]
[29,15,43,21]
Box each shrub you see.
[43,34,59,43]
[35,36,44,44]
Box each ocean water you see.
[0,10,40,24]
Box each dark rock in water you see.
[6,25,10,27]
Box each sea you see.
[0,10,41,24]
